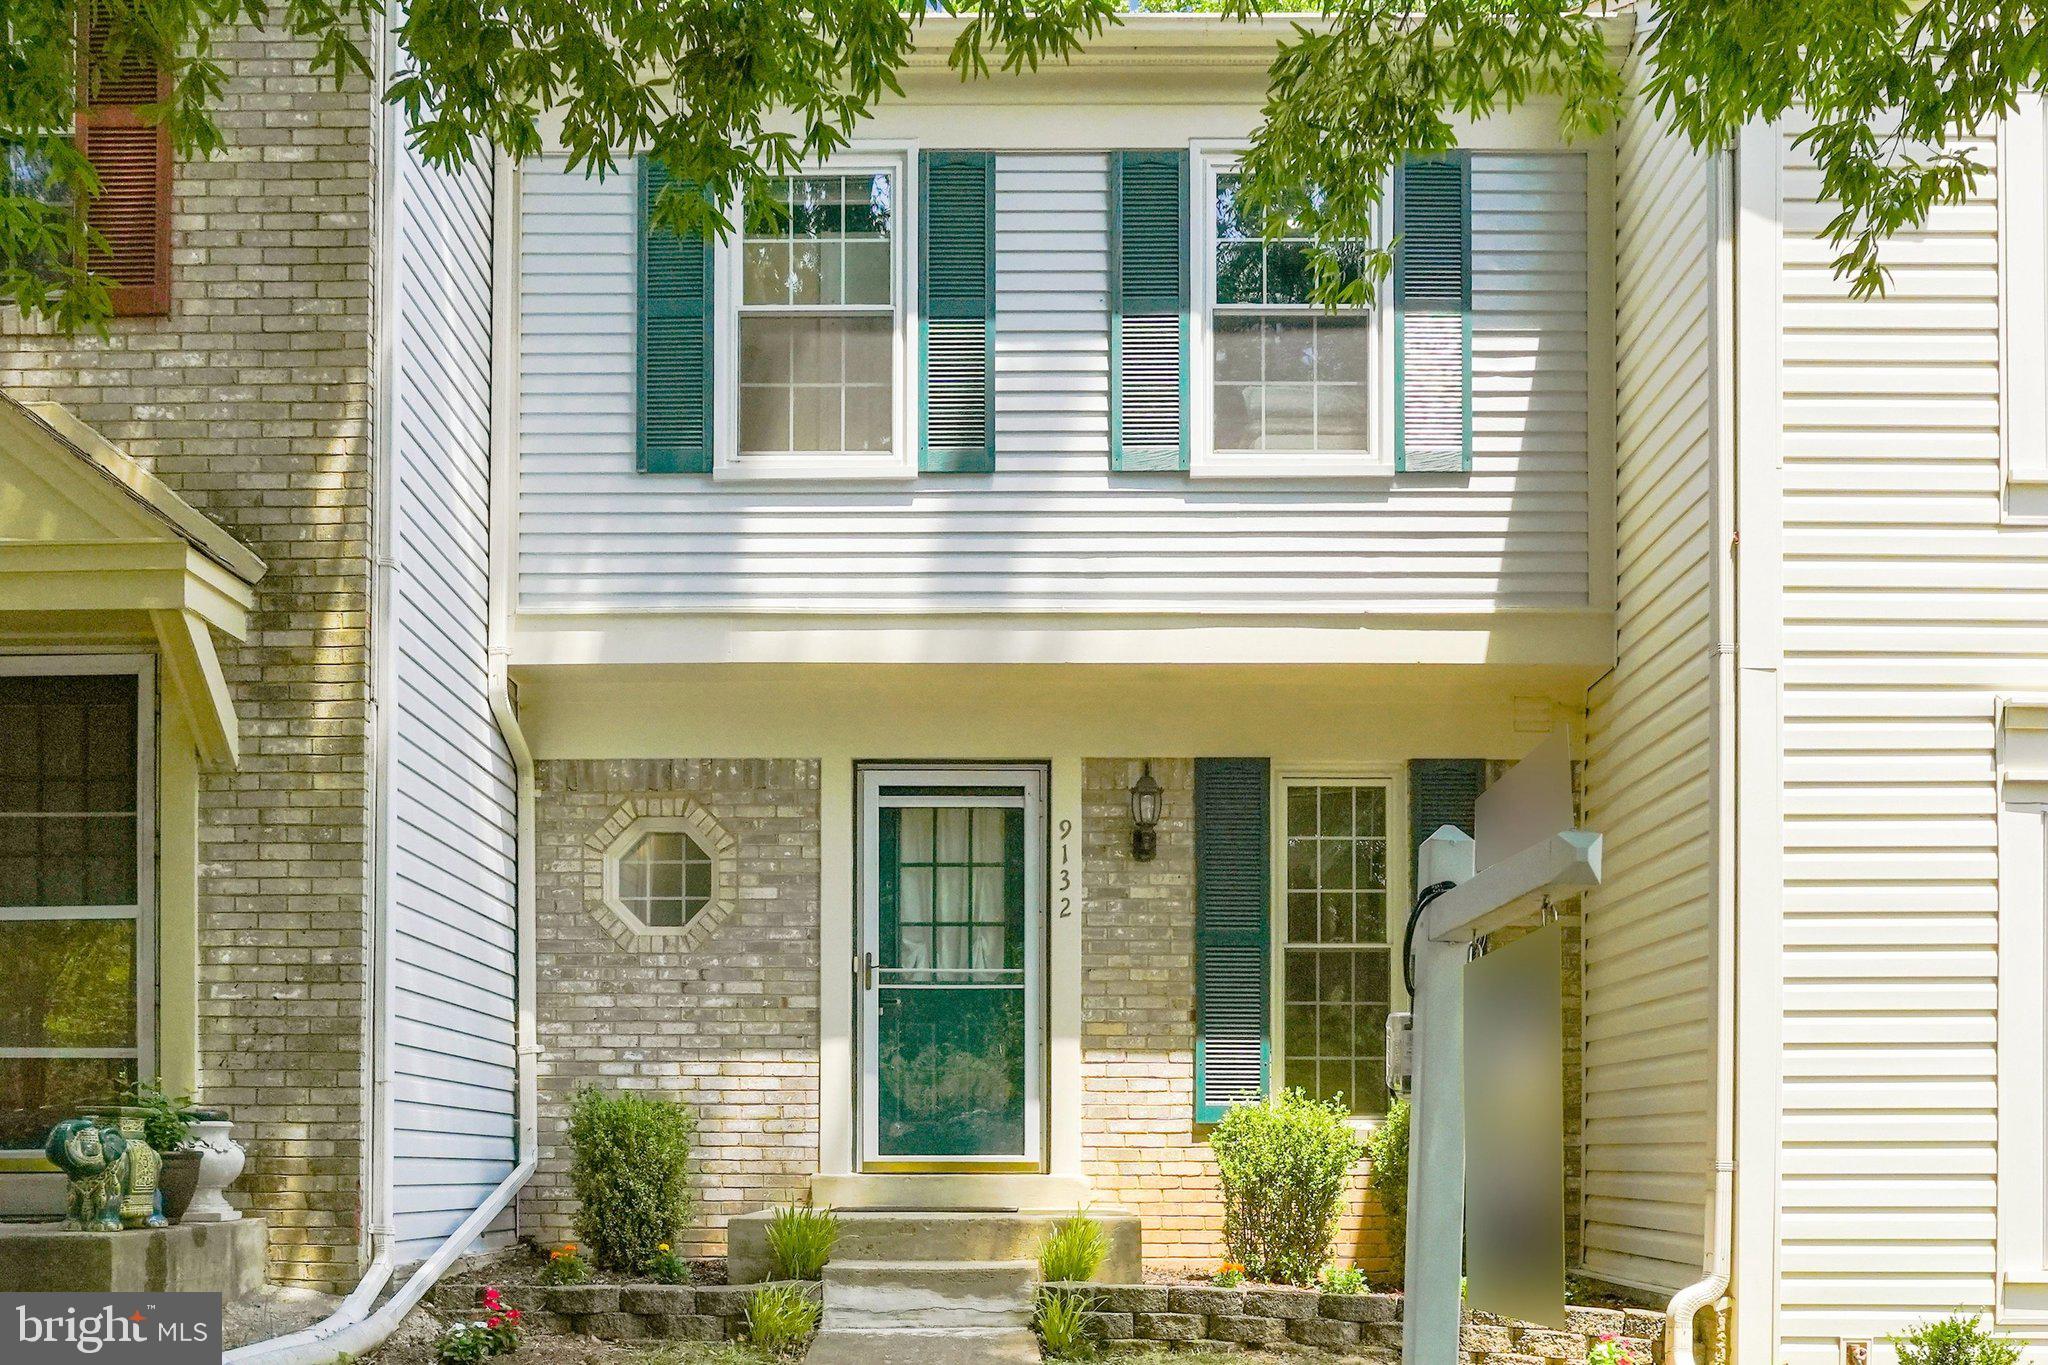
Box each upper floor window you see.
[719,149,917,480]
[1191,149,1391,479]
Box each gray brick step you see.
[821,1259,1036,1331]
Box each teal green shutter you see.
[1110,150,1189,471]
[1409,758,1486,891]
[1394,152,1473,473]
[1195,757,1270,1123]
[920,151,996,472]
[638,157,715,473]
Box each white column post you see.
[1404,827,1476,1364]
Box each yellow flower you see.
[657,1244,669,1252]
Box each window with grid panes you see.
[0,670,144,1151]
[885,805,1019,976]
[738,171,897,457]
[614,828,714,929]
[1279,781,1392,1116]
[1210,171,1372,457]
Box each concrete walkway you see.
[805,1327,1042,1363]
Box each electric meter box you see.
[1385,1011,1413,1097]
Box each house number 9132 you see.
[1057,818,1073,919]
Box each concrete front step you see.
[821,1258,1035,1331]
[728,1206,1141,1283]
[805,1327,1042,1364]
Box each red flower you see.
[505,1309,521,1322]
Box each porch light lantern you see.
[1129,762,1163,862]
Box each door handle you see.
[862,952,876,991]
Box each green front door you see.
[858,766,1044,1168]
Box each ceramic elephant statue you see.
[45,1119,135,1232]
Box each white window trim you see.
[0,653,156,1158]
[1999,697,2048,1321]
[2001,102,2048,523]
[1268,762,1407,1126]
[1189,141,1396,481]
[713,143,920,482]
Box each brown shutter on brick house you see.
[77,3,172,316]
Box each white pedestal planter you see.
[184,1119,244,1223]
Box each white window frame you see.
[0,653,156,1158]
[2001,101,2048,522]
[714,143,920,482]
[1190,142,1396,481]
[591,804,737,953]
[1269,763,1407,1126]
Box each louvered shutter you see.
[1409,758,1486,891]
[1110,151,1188,471]
[1195,757,1270,1123]
[638,157,715,473]
[1394,153,1472,472]
[920,152,995,472]
[77,2,171,317]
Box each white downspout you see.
[224,99,538,1365]
[1660,144,1739,1365]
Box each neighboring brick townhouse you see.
[0,14,520,1295]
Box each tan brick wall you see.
[1080,758,1585,1281]
[523,759,821,1257]
[0,23,374,1292]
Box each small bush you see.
[538,1243,589,1285]
[1035,1286,1097,1360]
[566,1087,696,1271]
[1038,1208,1106,1283]
[643,1242,692,1284]
[1362,1097,1409,1287]
[1888,1313,2021,1365]
[744,1283,819,1358]
[1317,1263,1368,1295]
[765,1202,840,1280]
[1209,1089,1367,1286]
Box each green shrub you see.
[565,1087,696,1272]
[1361,1097,1409,1287]
[1209,1089,1366,1286]
[1035,1286,1097,1360]
[1039,1208,1106,1283]
[765,1202,839,1280]
[642,1242,691,1284]
[1888,1313,2021,1365]
[1317,1263,1368,1295]
[744,1283,819,1358]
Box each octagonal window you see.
[616,828,715,928]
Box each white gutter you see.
[225,68,540,1365]
[1660,139,1739,1365]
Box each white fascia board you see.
[1424,829,1602,943]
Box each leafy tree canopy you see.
[4,0,2041,331]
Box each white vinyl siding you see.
[1579,69,1718,1295]
[385,133,521,1262]
[1766,126,2025,1358]
[515,151,1591,614]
